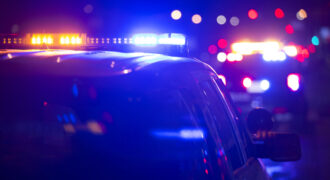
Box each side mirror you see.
[246,108,273,134]
[252,132,301,161]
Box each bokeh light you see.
[311,36,320,46]
[275,8,285,19]
[217,39,227,49]
[208,45,218,54]
[171,10,182,20]
[296,9,307,20]
[230,17,240,26]
[216,15,226,25]
[308,44,316,53]
[260,80,270,90]
[248,9,258,20]
[192,14,202,24]
[217,52,227,62]
[243,77,252,88]
[83,4,94,14]
[285,24,294,34]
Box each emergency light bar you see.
[0,33,187,56]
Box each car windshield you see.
[0,74,230,179]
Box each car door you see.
[193,71,270,180]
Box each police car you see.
[0,33,300,179]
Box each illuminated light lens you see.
[217,52,227,62]
[217,39,227,49]
[285,24,294,34]
[275,8,285,19]
[65,37,70,44]
[158,33,186,45]
[301,49,309,58]
[296,9,307,20]
[287,74,300,91]
[47,37,52,44]
[283,46,298,57]
[243,77,252,88]
[36,37,41,44]
[235,54,243,61]
[192,14,202,24]
[216,15,226,25]
[263,51,286,61]
[232,41,280,55]
[132,33,157,46]
[248,9,258,20]
[208,45,218,54]
[227,53,236,62]
[171,10,182,20]
[311,36,319,46]
[218,75,226,85]
[260,79,270,90]
[179,129,204,139]
[230,17,239,26]
[32,37,36,44]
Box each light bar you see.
[243,77,271,93]
[232,41,281,55]
[0,33,186,49]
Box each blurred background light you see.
[285,24,294,34]
[192,14,202,24]
[218,75,226,85]
[311,36,320,46]
[243,77,252,88]
[296,9,307,20]
[217,39,227,48]
[216,15,226,25]
[262,51,286,61]
[274,8,285,19]
[171,10,182,20]
[208,44,218,54]
[287,74,300,91]
[308,44,316,53]
[283,46,298,57]
[132,33,157,46]
[217,52,227,62]
[260,79,270,90]
[230,16,240,26]
[227,53,236,62]
[248,9,258,20]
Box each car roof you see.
[0,49,215,77]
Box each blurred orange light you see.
[248,9,258,20]
[192,14,202,24]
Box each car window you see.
[197,77,246,171]
[0,75,228,180]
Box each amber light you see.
[31,34,53,45]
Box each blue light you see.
[72,84,78,97]
[158,33,186,45]
[132,33,158,46]
[63,114,69,123]
[69,113,76,124]
[132,33,186,46]
[260,79,270,91]
[152,128,205,140]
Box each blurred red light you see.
[208,45,218,54]
[248,9,258,20]
[296,54,304,62]
[242,77,252,88]
[301,49,310,58]
[308,44,316,53]
[275,8,285,19]
[217,39,227,49]
[285,24,294,34]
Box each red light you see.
[296,54,304,62]
[301,49,309,58]
[275,8,285,19]
[285,24,294,34]
[205,169,209,175]
[217,39,227,49]
[43,101,48,107]
[242,77,252,88]
[208,45,218,54]
[308,44,316,53]
[248,9,258,20]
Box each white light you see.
[232,41,281,55]
[243,77,252,88]
[218,75,226,85]
[227,53,236,62]
[230,16,240,26]
[158,33,186,45]
[260,80,270,90]
[192,14,202,24]
[217,15,226,25]
[283,46,298,57]
[287,74,300,91]
[171,10,182,20]
[217,52,227,62]
[180,129,204,139]
[262,51,286,62]
[132,33,158,46]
